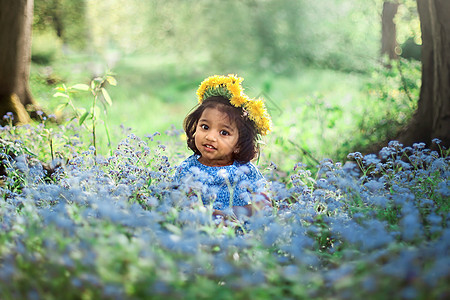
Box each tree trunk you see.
[51,0,64,38]
[397,0,450,148]
[0,0,35,123]
[381,1,400,60]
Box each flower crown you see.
[196,74,272,135]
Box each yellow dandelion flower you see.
[227,82,242,97]
[227,74,242,84]
[197,87,206,102]
[230,94,249,107]
[259,117,272,135]
[243,98,272,135]
[211,76,221,88]
[245,99,265,120]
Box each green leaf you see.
[106,76,117,86]
[23,147,37,157]
[71,83,90,91]
[101,88,113,106]
[54,86,65,92]
[165,223,182,235]
[79,112,89,125]
[55,103,68,113]
[53,92,69,98]
[68,116,77,123]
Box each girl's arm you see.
[243,192,272,215]
[213,193,272,219]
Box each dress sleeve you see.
[247,162,266,187]
[172,165,183,183]
[172,157,191,183]
[234,163,266,206]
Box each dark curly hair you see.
[184,96,259,163]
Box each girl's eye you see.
[200,124,209,130]
[220,130,229,136]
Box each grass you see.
[30,51,385,170]
[29,48,421,176]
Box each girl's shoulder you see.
[173,155,201,182]
[180,154,199,166]
[234,160,264,179]
[176,154,200,172]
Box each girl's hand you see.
[239,193,272,216]
[251,193,272,211]
[213,193,272,221]
[213,209,239,223]
[212,209,228,218]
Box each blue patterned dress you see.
[173,155,266,210]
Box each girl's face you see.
[195,107,239,167]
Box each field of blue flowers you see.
[0,116,448,299]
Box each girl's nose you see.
[205,133,217,141]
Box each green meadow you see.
[29,51,420,171]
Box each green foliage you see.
[29,50,421,174]
[33,0,382,73]
[395,0,421,45]
[31,30,63,65]
[336,58,421,158]
[33,0,87,49]
[29,0,423,174]
[53,73,117,155]
[203,86,233,102]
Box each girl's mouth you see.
[204,144,216,151]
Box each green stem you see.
[92,93,98,157]
[50,137,54,161]
[103,110,112,156]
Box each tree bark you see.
[397,0,450,148]
[0,0,35,123]
[381,1,400,60]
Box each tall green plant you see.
[53,73,117,155]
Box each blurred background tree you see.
[381,1,400,61]
[0,0,35,123]
[33,0,87,47]
[397,0,450,147]
[31,0,382,73]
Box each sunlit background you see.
[30,0,422,169]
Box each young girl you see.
[174,74,272,217]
